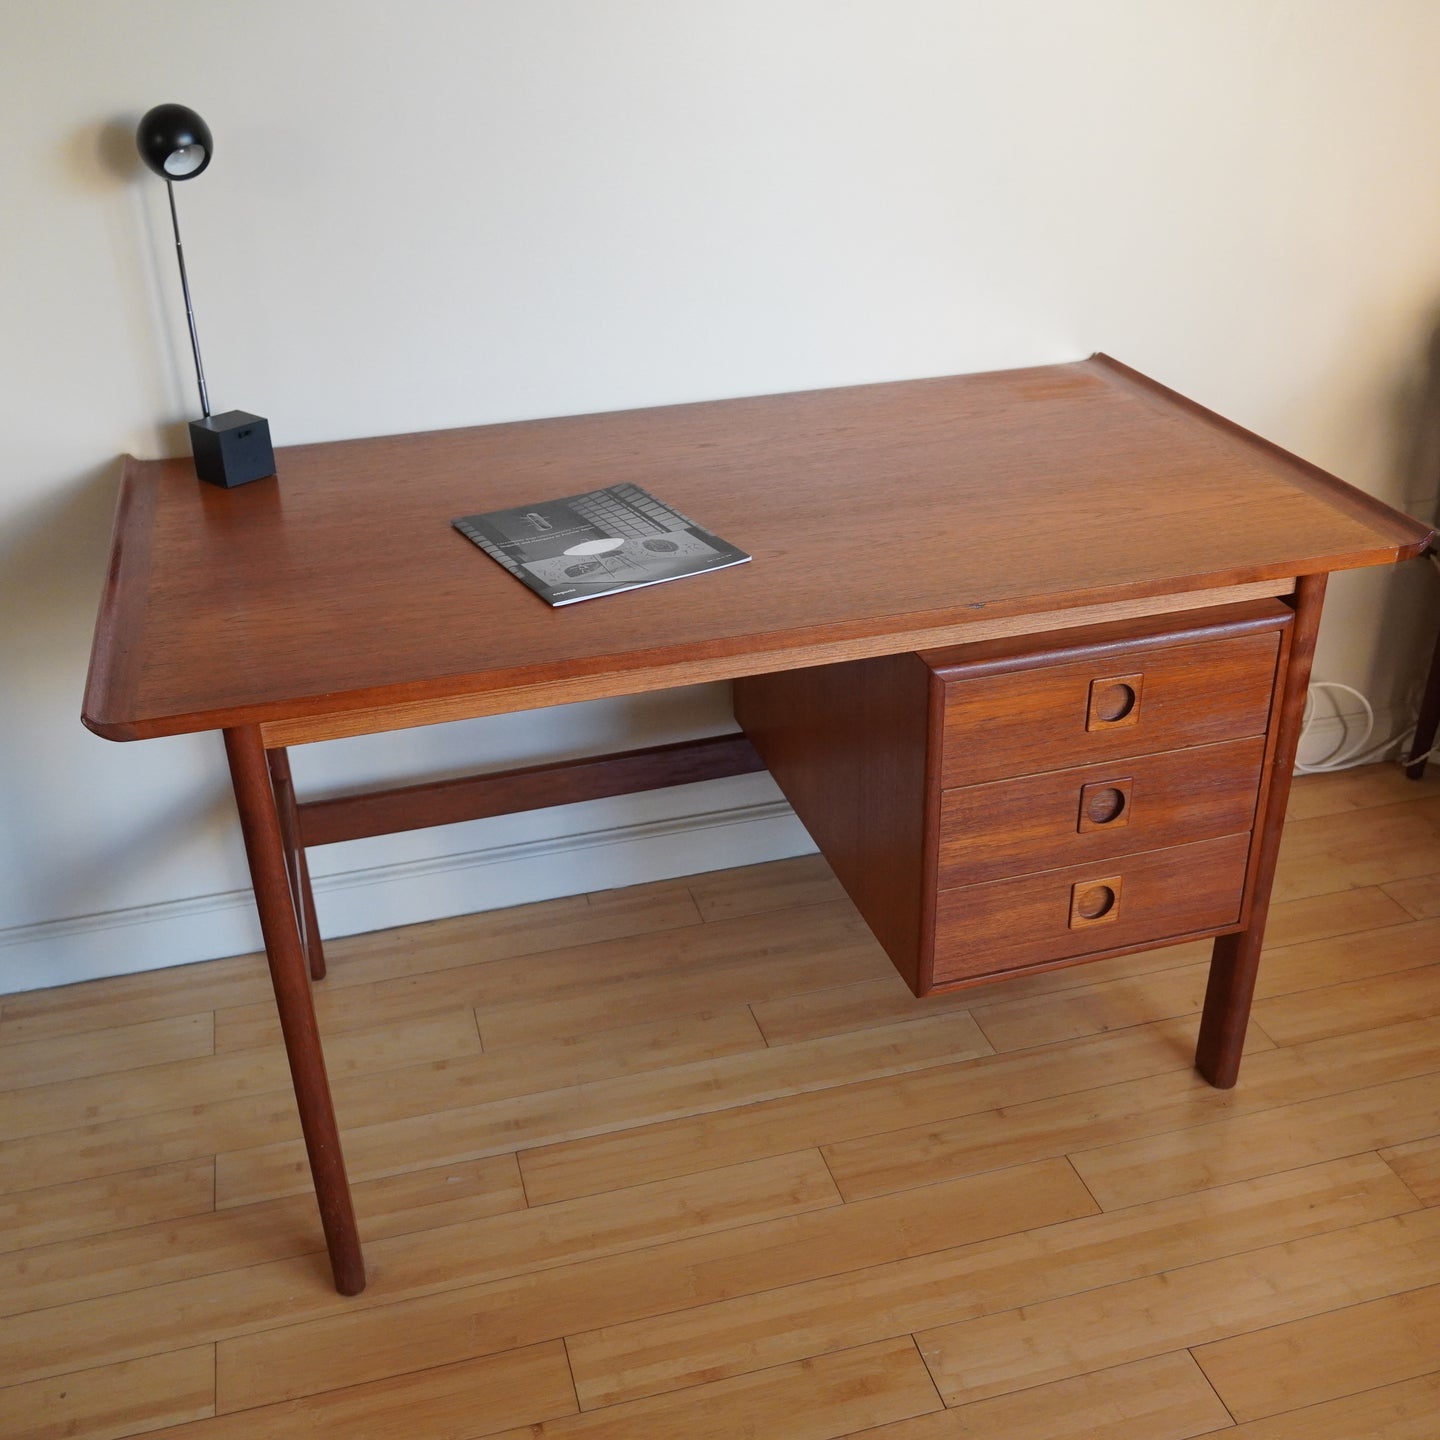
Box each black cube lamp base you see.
[189,411,276,488]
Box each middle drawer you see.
[937,734,1266,888]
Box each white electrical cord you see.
[1292,681,1435,773]
[1293,682,1379,773]
[1312,548,1440,772]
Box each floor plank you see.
[1382,869,1440,918]
[686,852,846,922]
[0,1346,213,1440]
[1254,946,1440,1045]
[0,1161,214,1255]
[1381,1133,1440,1204]
[0,1009,481,1143]
[1190,1370,1440,1439]
[0,1013,213,1092]
[851,1351,1230,1440]
[1286,763,1439,819]
[136,1340,576,1440]
[1192,1280,1440,1422]
[1270,794,1440,903]
[487,1336,940,1440]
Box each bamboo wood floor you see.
[3,761,1440,1439]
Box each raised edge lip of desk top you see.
[82,356,1434,742]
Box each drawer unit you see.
[734,597,1293,996]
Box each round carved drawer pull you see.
[1077,777,1133,833]
[1085,786,1127,825]
[1070,874,1124,928]
[1075,884,1115,919]
[1086,673,1145,731]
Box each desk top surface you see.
[83,355,1433,742]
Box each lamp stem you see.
[165,179,211,419]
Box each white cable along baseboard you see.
[0,798,814,996]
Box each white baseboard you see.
[0,799,815,996]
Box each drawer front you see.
[939,630,1281,788]
[931,832,1251,987]
[937,735,1266,888]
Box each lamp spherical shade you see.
[136,103,213,180]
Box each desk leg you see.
[266,748,327,981]
[1404,618,1440,780]
[224,726,366,1295]
[1195,573,1326,1089]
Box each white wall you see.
[4,0,1439,992]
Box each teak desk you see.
[83,357,1432,1295]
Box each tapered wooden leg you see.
[1195,573,1327,1089]
[267,747,327,980]
[225,726,365,1294]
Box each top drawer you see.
[934,603,1288,788]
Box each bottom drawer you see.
[931,831,1251,988]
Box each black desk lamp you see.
[136,103,275,488]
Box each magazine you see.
[452,482,751,606]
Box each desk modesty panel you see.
[82,357,1434,1297]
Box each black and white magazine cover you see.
[452,482,751,606]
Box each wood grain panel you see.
[260,582,1296,746]
[84,360,1430,742]
[734,651,936,991]
[939,736,1265,886]
[933,833,1251,985]
[297,734,763,846]
[938,623,1284,788]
